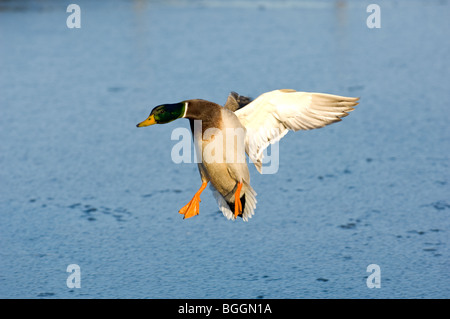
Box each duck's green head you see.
[137,102,187,127]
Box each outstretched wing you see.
[234,89,359,173]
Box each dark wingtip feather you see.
[226,92,253,112]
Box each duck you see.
[137,89,359,221]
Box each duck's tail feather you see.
[210,183,257,221]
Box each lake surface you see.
[0,0,449,299]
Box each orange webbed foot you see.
[234,182,243,219]
[179,182,208,219]
[179,195,201,219]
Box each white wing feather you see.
[235,89,359,173]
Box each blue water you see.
[0,0,449,299]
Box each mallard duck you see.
[137,89,359,221]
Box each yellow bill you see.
[136,114,156,127]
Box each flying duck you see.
[137,89,359,221]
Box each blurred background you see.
[0,0,448,298]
